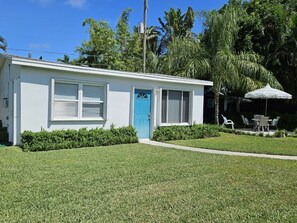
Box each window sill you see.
[159,122,190,127]
[51,118,106,122]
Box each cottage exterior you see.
[0,54,213,145]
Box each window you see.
[161,90,190,124]
[82,85,104,118]
[53,80,106,120]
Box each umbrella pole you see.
[265,99,268,116]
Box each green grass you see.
[1,144,297,222]
[169,132,297,156]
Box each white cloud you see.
[66,0,87,8]
[29,43,50,49]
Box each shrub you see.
[21,126,138,152]
[274,129,288,138]
[258,132,264,137]
[152,124,220,142]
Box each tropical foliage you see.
[161,7,280,124]
[232,0,297,98]
[74,9,142,72]
[0,35,7,52]
[157,7,195,55]
[71,1,296,123]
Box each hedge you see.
[152,124,220,142]
[21,126,138,152]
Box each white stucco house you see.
[0,54,213,145]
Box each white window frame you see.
[51,78,108,121]
[160,89,191,126]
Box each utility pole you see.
[142,0,148,73]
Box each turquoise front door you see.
[134,89,151,139]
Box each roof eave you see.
[8,55,213,86]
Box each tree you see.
[114,8,142,72]
[158,7,195,55]
[116,8,132,53]
[76,18,117,69]
[76,9,142,71]
[0,35,7,52]
[162,7,280,124]
[57,54,71,64]
[233,0,297,97]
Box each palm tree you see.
[57,54,71,64]
[0,35,7,52]
[158,7,195,55]
[163,7,281,124]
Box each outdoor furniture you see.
[245,84,292,116]
[258,116,270,132]
[221,115,234,129]
[252,115,263,131]
[241,115,253,128]
[270,116,280,129]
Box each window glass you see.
[54,83,78,100]
[182,92,189,122]
[82,103,103,118]
[54,101,78,118]
[161,90,167,123]
[53,81,105,120]
[161,90,190,124]
[83,85,104,102]
[168,90,181,123]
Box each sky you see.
[0,0,228,61]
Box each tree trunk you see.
[214,92,220,125]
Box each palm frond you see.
[0,35,7,52]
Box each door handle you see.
[148,113,151,119]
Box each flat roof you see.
[1,54,213,86]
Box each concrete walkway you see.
[140,140,297,161]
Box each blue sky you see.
[0,0,228,61]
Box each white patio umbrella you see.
[244,84,292,116]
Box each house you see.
[0,54,213,145]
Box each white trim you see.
[189,90,194,125]
[9,56,213,86]
[104,84,109,121]
[50,78,55,121]
[78,84,83,118]
[129,86,135,127]
[160,89,192,125]
[160,123,191,127]
[13,78,20,145]
[51,78,107,121]
[51,117,105,122]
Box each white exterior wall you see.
[0,61,21,143]
[14,66,205,144]
[0,61,10,127]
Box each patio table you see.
[252,118,272,131]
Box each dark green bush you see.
[276,113,297,131]
[152,124,220,142]
[21,126,138,152]
[274,129,288,138]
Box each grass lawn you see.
[1,144,297,222]
[169,132,297,156]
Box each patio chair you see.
[258,116,270,132]
[252,114,263,131]
[270,116,280,129]
[241,115,253,128]
[221,114,234,129]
